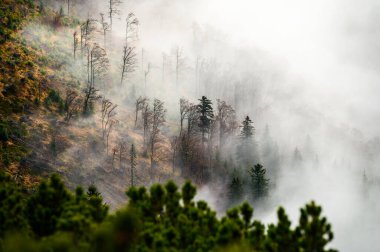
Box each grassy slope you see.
[0,1,177,207]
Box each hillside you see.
[2,0,380,251]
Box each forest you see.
[1,0,379,251]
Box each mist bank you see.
[32,1,380,251]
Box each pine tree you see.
[240,116,254,139]
[228,175,244,207]
[249,164,269,201]
[296,201,337,252]
[130,143,137,187]
[237,116,259,167]
[197,96,214,143]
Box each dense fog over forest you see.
[117,1,380,251]
[1,0,380,251]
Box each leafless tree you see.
[216,99,238,147]
[125,12,139,43]
[99,13,110,50]
[175,46,185,86]
[111,146,118,168]
[179,98,190,137]
[144,63,151,92]
[162,52,167,82]
[134,96,148,128]
[82,81,101,116]
[106,119,118,155]
[186,103,200,138]
[80,18,97,56]
[170,136,179,174]
[118,139,127,169]
[120,45,137,86]
[130,143,137,187]
[64,89,81,122]
[89,44,109,86]
[101,98,117,139]
[66,0,70,15]
[73,31,79,60]
[142,103,152,152]
[149,99,166,180]
[108,0,122,30]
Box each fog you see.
[31,0,380,251]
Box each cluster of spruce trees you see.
[0,171,336,251]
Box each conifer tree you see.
[249,164,269,201]
[228,174,244,207]
[237,116,260,167]
[197,96,214,143]
[296,201,337,252]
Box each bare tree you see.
[216,99,238,147]
[187,103,200,138]
[108,0,122,30]
[73,31,79,60]
[134,96,148,128]
[118,139,127,169]
[101,98,117,139]
[106,119,118,155]
[130,143,137,187]
[162,52,167,82]
[170,136,178,174]
[142,103,152,153]
[64,89,81,122]
[175,46,185,86]
[125,12,139,42]
[149,99,166,180]
[111,146,118,168]
[120,45,137,86]
[99,13,110,50]
[80,18,97,56]
[82,45,109,115]
[89,44,109,86]
[66,0,70,15]
[144,63,151,92]
[179,98,190,137]
[82,81,101,116]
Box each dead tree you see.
[162,53,167,82]
[99,13,110,50]
[170,136,178,174]
[82,45,108,115]
[73,31,79,60]
[120,45,137,86]
[66,0,70,15]
[80,18,97,57]
[64,89,81,122]
[144,63,151,92]
[82,82,100,116]
[108,0,122,30]
[175,46,185,86]
[101,98,117,139]
[179,98,190,137]
[142,103,152,153]
[118,139,127,169]
[125,12,139,43]
[216,99,238,147]
[111,146,118,168]
[130,143,137,187]
[89,44,109,86]
[106,119,118,155]
[149,99,166,180]
[134,96,148,128]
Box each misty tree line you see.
[38,0,279,207]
